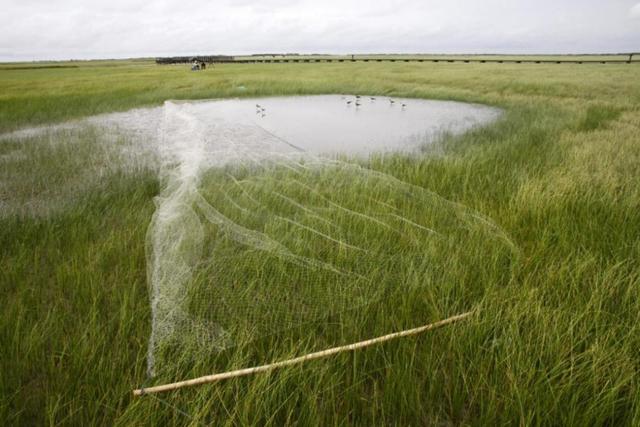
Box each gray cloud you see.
[1,0,639,61]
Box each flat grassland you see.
[1,59,639,425]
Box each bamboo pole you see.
[133,311,473,396]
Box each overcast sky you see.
[1,0,639,61]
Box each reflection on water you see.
[179,95,501,157]
[0,95,501,160]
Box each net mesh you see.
[145,101,518,376]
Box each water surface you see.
[179,95,500,157]
[1,95,501,160]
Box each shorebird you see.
[370,97,376,101]
[389,99,395,105]
[355,101,361,107]
[346,100,353,105]
[256,104,261,109]
[355,95,361,99]
[401,103,407,109]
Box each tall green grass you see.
[1,60,639,425]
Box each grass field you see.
[1,58,640,425]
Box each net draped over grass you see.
[146,101,518,376]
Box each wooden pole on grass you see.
[133,311,474,396]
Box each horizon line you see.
[2,51,638,64]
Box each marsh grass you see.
[1,60,639,425]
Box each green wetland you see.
[1,59,639,425]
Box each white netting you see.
[145,101,517,376]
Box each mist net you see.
[146,100,517,377]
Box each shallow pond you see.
[173,95,500,157]
[1,95,500,160]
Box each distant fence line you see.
[155,56,234,64]
[156,53,638,65]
